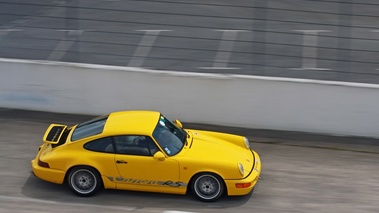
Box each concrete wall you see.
[1,58,379,138]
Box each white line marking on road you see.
[198,67,240,70]
[48,41,76,60]
[290,30,330,70]
[200,30,246,69]
[0,29,23,36]
[371,30,379,70]
[48,30,84,61]
[0,195,136,211]
[0,29,23,32]
[57,29,84,36]
[0,195,57,204]
[10,19,29,25]
[128,30,172,67]
[290,67,331,71]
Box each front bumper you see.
[224,150,261,196]
[31,159,65,184]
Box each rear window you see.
[71,115,108,141]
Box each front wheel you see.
[191,173,224,202]
[67,166,102,197]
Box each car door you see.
[82,137,119,189]
[112,135,182,193]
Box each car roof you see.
[102,110,160,136]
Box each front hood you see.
[183,130,254,177]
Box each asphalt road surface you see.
[0,108,378,213]
[1,1,379,83]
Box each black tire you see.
[67,166,102,197]
[191,173,224,202]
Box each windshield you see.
[152,115,187,156]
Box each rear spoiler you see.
[43,124,68,144]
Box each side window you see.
[113,135,158,156]
[84,137,114,153]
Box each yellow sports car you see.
[31,110,261,202]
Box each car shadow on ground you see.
[21,174,253,210]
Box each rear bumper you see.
[225,150,261,196]
[31,159,65,184]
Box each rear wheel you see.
[67,166,102,196]
[191,173,224,202]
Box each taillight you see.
[235,182,252,188]
[38,159,50,168]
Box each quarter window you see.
[84,137,114,153]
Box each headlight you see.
[238,163,244,176]
[243,137,250,149]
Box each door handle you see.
[116,160,128,164]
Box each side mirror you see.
[173,119,183,128]
[153,151,166,161]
